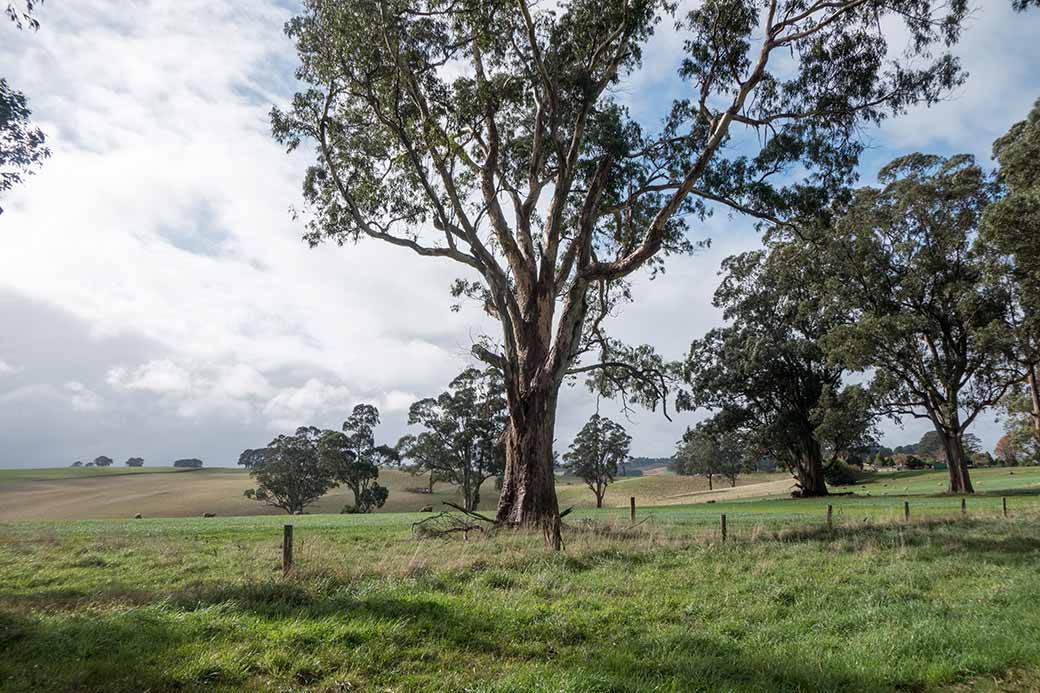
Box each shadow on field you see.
[773,518,1040,567]
[0,608,192,691]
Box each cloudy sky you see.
[1,2,1038,468]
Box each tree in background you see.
[681,242,873,496]
[398,368,507,511]
[70,460,82,467]
[243,427,336,514]
[323,404,394,513]
[672,421,746,490]
[982,98,1040,455]
[563,414,630,508]
[2,0,49,213]
[173,458,204,469]
[93,456,113,467]
[125,457,144,467]
[273,0,974,547]
[818,154,1017,494]
[998,388,1040,464]
[994,435,1024,466]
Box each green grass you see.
[3,472,1040,692]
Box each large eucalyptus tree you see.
[274,0,973,546]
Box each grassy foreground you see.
[2,480,1040,692]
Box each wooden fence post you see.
[961,497,966,516]
[630,496,636,523]
[283,524,294,575]
[720,513,727,543]
[903,501,910,523]
[827,504,833,530]
[1003,497,1008,518]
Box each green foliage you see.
[172,458,203,469]
[398,368,506,511]
[562,414,631,506]
[2,2,49,212]
[672,421,747,489]
[124,457,144,468]
[93,456,113,468]
[242,427,336,515]
[814,153,1017,491]
[680,242,874,494]
[328,404,394,514]
[823,459,860,486]
[902,455,927,471]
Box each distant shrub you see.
[94,456,113,467]
[824,460,860,486]
[173,458,204,469]
[903,455,927,470]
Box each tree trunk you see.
[707,474,713,491]
[495,387,562,550]
[1028,363,1040,455]
[595,493,603,508]
[794,439,828,497]
[940,429,975,494]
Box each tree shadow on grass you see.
[772,518,1040,568]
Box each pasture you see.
[2,467,1040,691]
[0,465,784,521]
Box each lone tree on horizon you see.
[274,0,978,546]
[563,413,630,508]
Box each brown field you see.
[0,466,783,520]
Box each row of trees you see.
[69,457,200,468]
[680,100,1040,496]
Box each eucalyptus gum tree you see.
[983,99,1040,453]
[273,0,972,547]
[818,155,1016,495]
[680,242,874,496]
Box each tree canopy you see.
[680,241,873,496]
[2,0,48,213]
[398,367,507,511]
[672,422,747,490]
[815,154,1016,493]
[243,426,337,514]
[563,413,631,508]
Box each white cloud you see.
[0,359,15,376]
[107,359,193,394]
[64,381,102,412]
[262,378,356,433]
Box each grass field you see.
[2,466,1040,691]
[0,465,783,521]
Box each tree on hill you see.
[323,404,394,513]
[173,458,203,469]
[125,457,144,467]
[273,0,974,548]
[70,460,82,467]
[563,414,630,508]
[672,421,746,490]
[817,154,1017,494]
[243,427,337,514]
[93,456,113,467]
[398,368,507,511]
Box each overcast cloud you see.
[1,2,1037,468]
